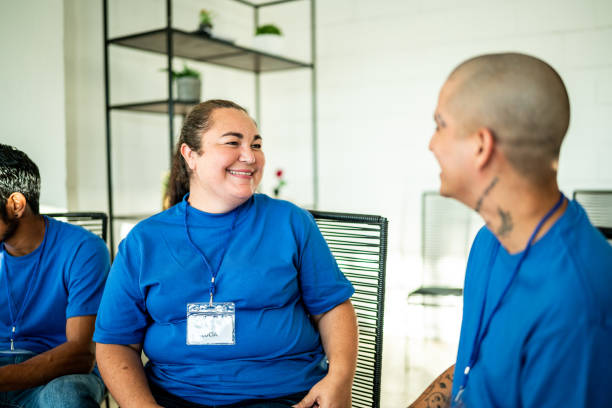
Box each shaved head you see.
[444,53,570,185]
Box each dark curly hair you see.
[0,144,41,215]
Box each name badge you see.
[186,302,235,345]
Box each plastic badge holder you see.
[186,302,235,345]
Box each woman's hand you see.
[293,372,352,408]
[294,300,357,408]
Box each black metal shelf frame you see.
[103,0,318,256]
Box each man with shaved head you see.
[409,53,612,407]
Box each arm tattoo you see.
[497,207,513,236]
[474,176,499,212]
[425,392,448,408]
[408,368,454,408]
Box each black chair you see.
[44,212,110,408]
[573,190,612,243]
[599,227,612,240]
[408,192,482,307]
[308,210,388,408]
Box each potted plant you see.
[198,9,213,37]
[253,24,284,55]
[164,64,202,102]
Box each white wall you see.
[311,0,612,256]
[0,0,67,211]
[305,2,612,403]
[64,0,106,212]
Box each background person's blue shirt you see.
[0,216,110,354]
[94,194,355,405]
[451,200,612,407]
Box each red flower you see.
[276,169,283,178]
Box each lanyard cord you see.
[460,193,565,392]
[1,217,49,349]
[183,199,240,306]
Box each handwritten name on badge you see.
[186,302,235,345]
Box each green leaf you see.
[160,63,201,80]
[255,24,282,36]
[199,9,213,27]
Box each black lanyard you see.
[1,217,49,351]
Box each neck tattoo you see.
[497,207,514,236]
[474,176,499,213]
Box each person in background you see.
[409,53,612,407]
[94,99,358,408]
[0,144,110,407]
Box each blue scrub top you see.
[452,200,612,407]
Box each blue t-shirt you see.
[94,194,354,405]
[0,216,110,354]
[452,200,612,407]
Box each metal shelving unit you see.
[102,0,318,256]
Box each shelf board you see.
[108,28,312,73]
[408,286,463,297]
[110,100,198,115]
[407,286,463,308]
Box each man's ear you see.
[474,127,496,170]
[6,192,28,219]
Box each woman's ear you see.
[474,127,495,170]
[6,192,27,219]
[180,143,196,171]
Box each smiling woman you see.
[179,106,264,214]
[166,100,260,212]
[93,100,359,408]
